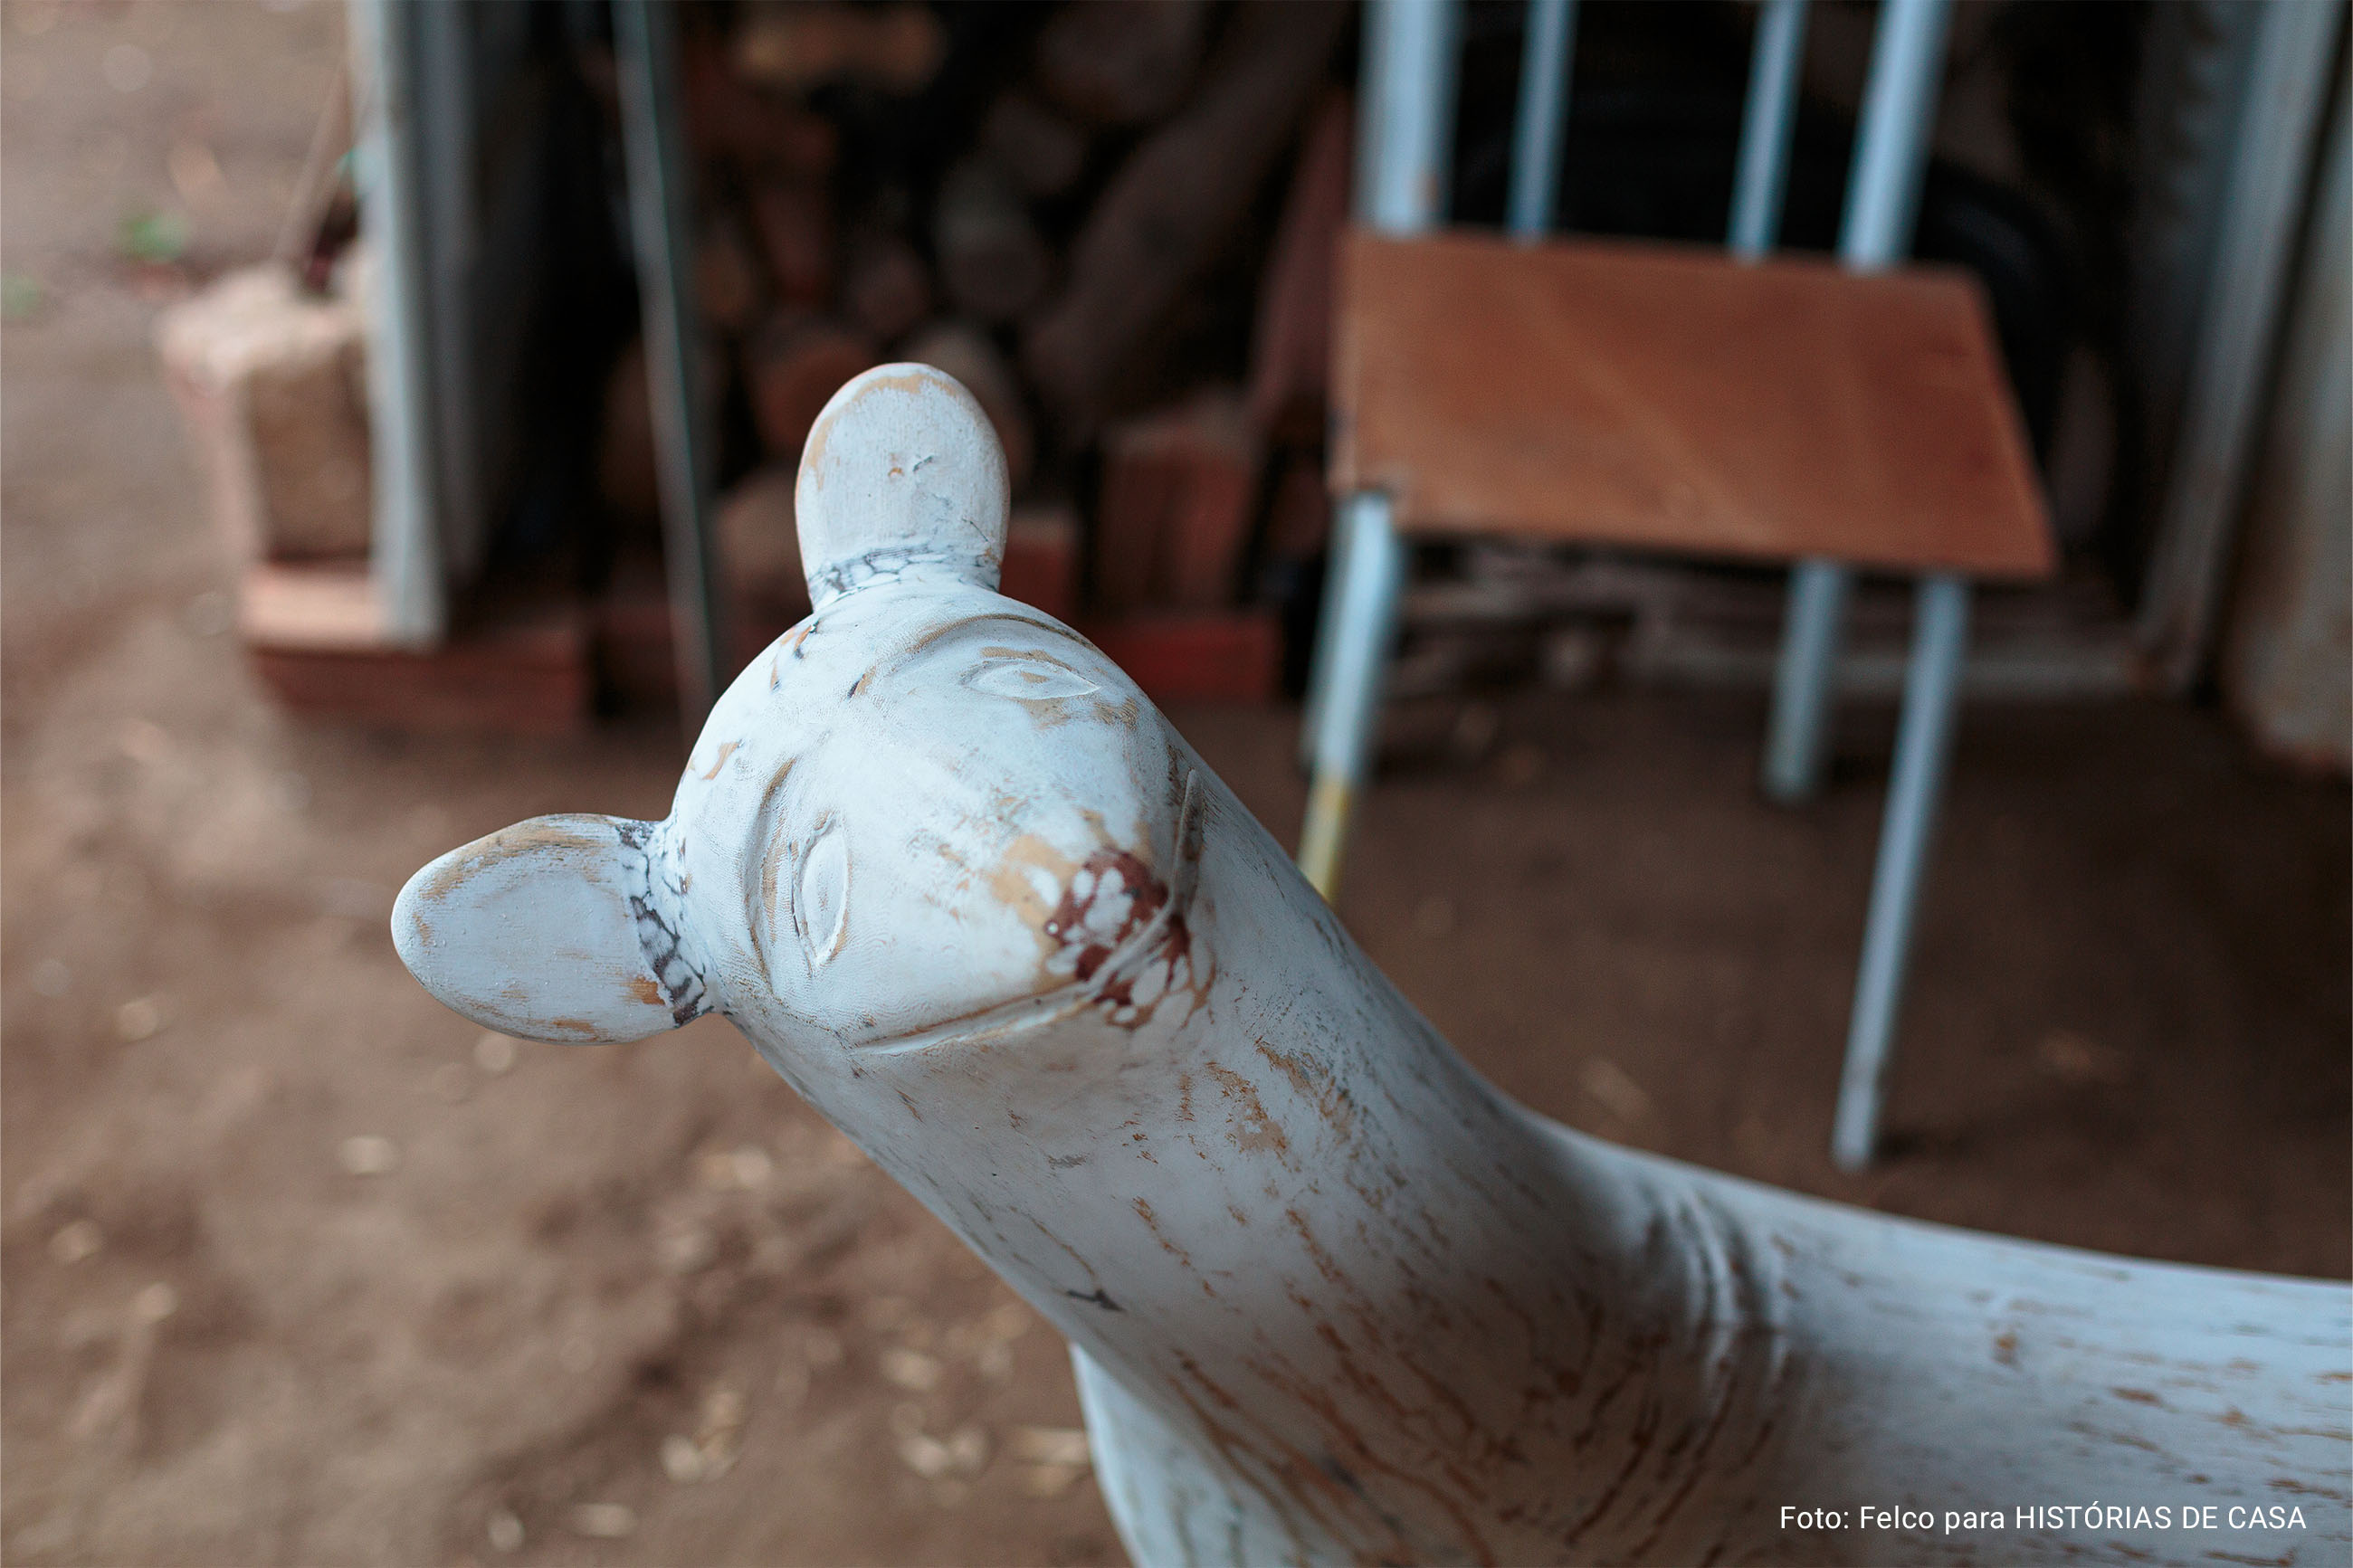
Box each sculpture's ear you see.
[391,814,701,1044]
[796,362,1008,604]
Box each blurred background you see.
[1,1,2345,1563]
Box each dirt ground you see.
[3,5,2347,1567]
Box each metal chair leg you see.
[1301,0,1455,804]
[1298,493,1408,900]
[615,0,724,728]
[1298,505,1357,774]
[1762,557,1851,801]
[1831,572,1970,1171]
[1761,0,1949,805]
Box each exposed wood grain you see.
[1333,230,2057,579]
[1024,1,1348,432]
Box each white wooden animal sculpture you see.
[394,366,2350,1567]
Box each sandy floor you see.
[3,5,2346,1567]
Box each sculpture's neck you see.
[825,784,1791,1563]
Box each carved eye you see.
[795,822,849,966]
[965,657,1098,701]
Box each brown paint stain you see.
[1284,1208,1347,1287]
[1091,909,1204,1030]
[698,740,740,780]
[1992,1331,2019,1366]
[900,610,1075,663]
[627,975,662,1006]
[1160,1349,1406,1563]
[1204,1062,1288,1155]
[416,818,617,905]
[1133,1198,1193,1269]
[2268,1478,2348,1499]
[979,643,1091,672]
[1254,1039,1358,1140]
[1044,848,1167,983]
[2111,1387,2162,1406]
[987,833,1079,948]
[981,832,1207,1029]
[795,368,944,487]
[1243,1340,1502,1564]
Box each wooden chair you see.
[1300,0,2055,1168]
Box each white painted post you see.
[348,0,445,647]
[2135,0,2344,691]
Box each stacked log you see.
[640,1,1354,707]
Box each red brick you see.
[1079,609,1280,705]
[1002,503,1080,622]
[1095,390,1262,613]
[240,562,590,735]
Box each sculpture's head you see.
[392,366,1205,1125]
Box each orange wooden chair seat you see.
[1331,229,2054,578]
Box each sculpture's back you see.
[394,366,2350,1567]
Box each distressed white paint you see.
[394,365,2351,1566]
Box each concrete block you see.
[155,263,372,561]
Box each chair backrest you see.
[1332,1,2051,576]
[1355,0,1955,273]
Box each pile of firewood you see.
[605,0,1357,703]
[158,1,1361,734]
